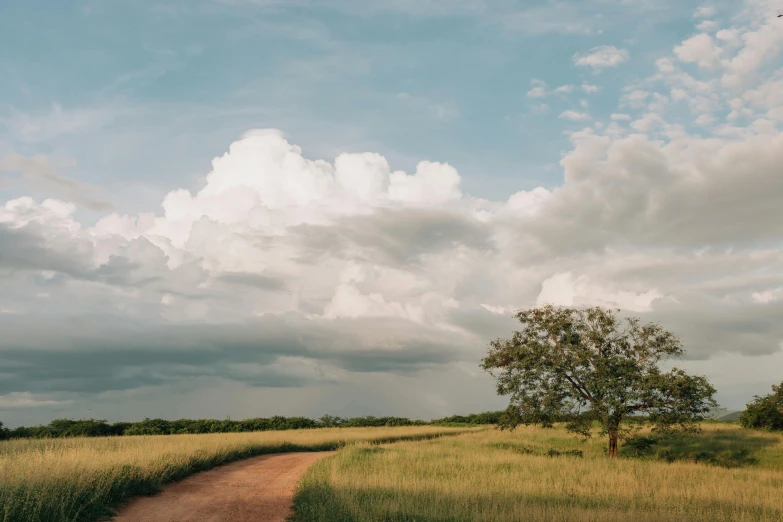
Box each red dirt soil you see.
[113,451,334,522]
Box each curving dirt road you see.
[113,451,334,522]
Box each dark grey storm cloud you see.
[218,271,289,291]
[0,313,473,395]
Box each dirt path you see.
[113,451,334,522]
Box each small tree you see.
[481,305,716,457]
[0,421,9,441]
[739,381,783,431]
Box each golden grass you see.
[292,424,783,522]
[0,426,472,522]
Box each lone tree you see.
[481,305,716,457]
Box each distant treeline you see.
[0,411,504,439]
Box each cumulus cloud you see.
[622,90,651,109]
[625,0,783,131]
[752,288,783,304]
[3,115,781,400]
[674,33,722,69]
[527,80,585,99]
[2,0,783,423]
[553,130,783,248]
[527,79,548,98]
[696,20,718,32]
[573,46,630,70]
[719,9,783,89]
[553,84,575,94]
[536,272,664,313]
[558,110,590,121]
[716,28,741,46]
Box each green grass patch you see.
[291,424,783,522]
[0,427,473,522]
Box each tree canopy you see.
[481,305,716,457]
[739,381,783,431]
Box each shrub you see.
[546,448,584,458]
[624,435,659,455]
[5,412,477,439]
[430,411,504,425]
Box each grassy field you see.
[292,423,783,522]
[0,426,472,522]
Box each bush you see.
[49,419,115,437]
[123,418,171,436]
[546,448,583,458]
[739,381,783,431]
[430,411,504,425]
[624,435,659,455]
[4,412,479,439]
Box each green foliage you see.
[488,442,537,455]
[8,419,120,439]
[336,416,427,428]
[546,448,584,458]
[624,435,658,454]
[489,442,585,458]
[481,305,717,457]
[0,421,9,441]
[318,414,343,428]
[430,411,504,426]
[4,413,475,439]
[110,422,134,435]
[739,381,783,431]
[620,428,776,468]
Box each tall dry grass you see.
[0,426,471,522]
[292,424,783,522]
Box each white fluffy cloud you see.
[527,79,548,98]
[574,45,630,70]
[558,110,590,121]
[720,8,783,89]
[2,0,783,422]
[536,272,664,313]
[5,112,782,367]
[553,85,575,94]
[526,80,588,99]
[674,33,722,69]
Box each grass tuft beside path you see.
[0,426,472,522]
[291,424,783,522]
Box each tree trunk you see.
[608,430,618,458]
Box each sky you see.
[0,0,782,427]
